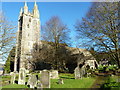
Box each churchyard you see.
[1,65,120,89]
[1,72,95,88]
[1,1,120,89]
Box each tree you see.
[4,47,16,73]
[0,12,16,62]
[42,16,68,44]
[28,41,70,72]
[75,2,120,68]
[42,16,69,70]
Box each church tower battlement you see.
[14,2,40,71]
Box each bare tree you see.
[75,2,120,68]
[42,16,68,70]
[0,12,16,62]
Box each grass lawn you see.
[1,73,96,88]
[51,77,95,88]
[101,76,120,89]
[2,84,28,88]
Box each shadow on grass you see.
[15,80,18,84]
[100,82,120,89]
[60,76,74,79]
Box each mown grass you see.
[1,73,96,88]
[2,84,28,88]
[51,77,95,88]
[101,76,120,89]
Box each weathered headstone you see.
[18,68,26,85]
[116,78,120,83]
[74,67,80,79]
[37,80,43,89]
[74,65,86,79]
[27,74,31,86]
[58,79,64,84]
[50,70,59,79]
[40,70,50,88]
[26,70,29,74]
[10,72,16,84]
[27,74,37,88]
[79,65,86,78]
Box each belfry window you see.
[29,18,31,22]
[27,24,29,28]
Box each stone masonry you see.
[14,2,40,71]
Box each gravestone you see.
[50,70,59,79]
[40,70,50,88]
[26,70,29,74]
[79,65,86,78]
[10,72,16,84]
[27,74,31,86]
[37,80,43,89]
[116,78,120,83]
[74,67,80,79]
[58,79,64,84]
[18,68,26,85]
[74,65,86,79]
[27,74,37,88]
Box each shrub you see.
[108,65,117,71]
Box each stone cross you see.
[40,70,50,88]
[18,68,26,85]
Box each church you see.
[14,2,40,71]
[14,2,98,72]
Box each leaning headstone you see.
[79,65,86,78]
[116,78,120,83]
[27,74,37,88]
[50,70,59,79]
[18,68,26,85]
[10,72,16,84]
[74,66,80,79]
[40,70,50,88]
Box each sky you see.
[2,2,92,45]
[1,2,92,64]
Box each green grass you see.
[2,84,28,88]
[1,73,96,88]
[101,76,120,89]
[51,77,95,88]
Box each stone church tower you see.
[14,2,40,71]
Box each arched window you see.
[29,18,31,22]
[27,24,29,28]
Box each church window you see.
[29,18,31,22]
[27,24,29,28]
